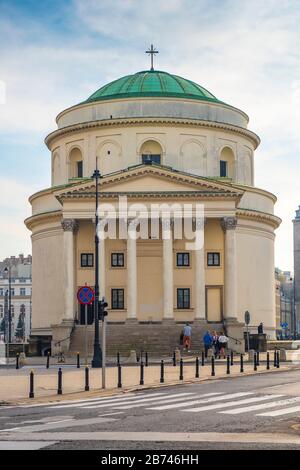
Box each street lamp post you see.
[91,164,102,368]
[4,266,12,360]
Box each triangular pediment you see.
[54,165,244,202]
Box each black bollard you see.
[85,366,89,392]
[117,352,120,365]
[230,350,234,366]
[140,362,144,386]
[29,370,34,398]
[179,359,183,380]
[57,368,63,395]
[201,351,205,366]
[160,360,164,383]
[254,353,257,371]
[16,353,19,370]
[145,352,148,367]
[276,350,280,368]
[256,351,260,366]
[266,352,270,370]
[173,350,176,367]
[227,355,230,374]
[240,354,244,373]
[211,356,215,376]
[77,352,80,369]
[195,357,199,378]
[273,350,277,367]
[117,364,122,388]
[46,351,50,369]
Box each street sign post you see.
[77,286,95,365]
[245,311,251,351]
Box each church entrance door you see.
[79,304,94,325]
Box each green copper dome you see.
[85,70,222,104]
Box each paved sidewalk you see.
[0,358,296,404]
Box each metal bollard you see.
[179,359,183,380]
[77,352,80,369]
[140,362,144,386]
[16,353,19,370]
[227,355,230,374]
[274,350,277,367]
[145,352,148,367]
[201,351,205,366]
[195,357,199,378]
[230,350,234,366]
[173,350,176,367]
[117,364,122,388]
[254,353,257,371]
[29,370,34,398]
[256,351,260,366]
[211,356,215,376]
[57,367,63,395]
[276,350,280,368]
[240,354,244,373]
[267,352,270,370]
[117,352,120,365]
[84,366,89,392]
[46,351,50,369]
[160,360,164,383]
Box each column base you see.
[224,318,245,354]
[126,318,138,324]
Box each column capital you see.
[192,216,207,230]
[61,218,78,233]
[221,217,237,232]
[161,218,173,231]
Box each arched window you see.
[69,148,83,178]
[140,140,163,165]
[220,147,235,178]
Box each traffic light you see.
[98,298,108,320]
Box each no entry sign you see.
[77,285,95,305]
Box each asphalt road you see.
[1,368,300,450]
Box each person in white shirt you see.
[182,323,192,351]
[218,332,228,358]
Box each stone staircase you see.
[69,322,224,357]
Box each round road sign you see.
[77,286,95,305]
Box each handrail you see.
[227,334,242,345]
[54,324,75,347]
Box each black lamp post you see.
[91,165,102,368]
[4,266,11,344]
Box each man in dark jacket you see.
[203,331,213,358]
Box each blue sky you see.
[0,0,300,270]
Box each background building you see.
[0,254,32,343]
[275,268,295,338]
[25,63,281,355]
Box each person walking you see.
[258,322,264,334]
[218,332,228,358]
[203,331,213,358]
[182,322,192,352]
[212,330,220,358]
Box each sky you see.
[0,0,300,271]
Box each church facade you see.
[25,66,281,354]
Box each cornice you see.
[237,208,281,229]
[45,116,260,149]
[24,210,62,230]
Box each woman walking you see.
[218,332,228,359]
[212,331,220,358]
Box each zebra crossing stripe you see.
[220,396,300,414]
[147,392,253,411]
[113,393,220,410]
[22,392,148,408]
[183,395,283,413]
[48,392,168,409]
[257,404,300,417]
[83,392,196,409]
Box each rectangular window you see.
[20,288,26,296]
[111,253,125,267]
[0,289,3,296]
[77,161,83,178]
[220,160,227,177]
[176,252,190,267]
[11,288,15,296]
[81,253,94,267]
[111,289,124,310]
[177,288,190,309]
[207,252,221,266]
[142,154,161,164]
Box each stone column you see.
[127,220,138,320]
[162,219,174,320]
[61,218,78,320]
[221,217,238,320]
[194,218,206,320]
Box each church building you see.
[25,50,281,355]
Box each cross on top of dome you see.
[145,44,159,71]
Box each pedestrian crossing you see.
[18,389,300,420]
